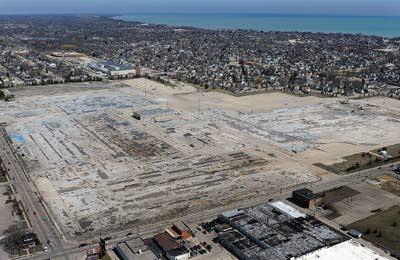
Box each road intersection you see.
[1,124,397,259]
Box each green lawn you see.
[314,143,400,175]
[347,205,400,255]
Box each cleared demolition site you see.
[1,79,400,241]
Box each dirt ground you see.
[1,79,400,241]
[326,183,400,226]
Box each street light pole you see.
[145,79,147,97]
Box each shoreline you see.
[111,14,400,38]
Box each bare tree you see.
[0,224,26,255]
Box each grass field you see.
[371,143,400,158]
[319,186,360,205]
[379,175,400,197]
[315,144,400,175]
[347,205,400,255]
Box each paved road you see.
[0,127,71,260]
[24,162,397,259]
[1,123,397,259]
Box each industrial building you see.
[291,188,322,208]
[154,232,190,260]
[85,242,105,260]
[172,221,192,240]
[296,240,388,260]
[115,238,160,260]
[89,61,135,78]
[216,201,348,260]
[132,108,177,121]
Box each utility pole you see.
[197,95,200,118]
[291,131,295,152]
[144,79,147,97]
[237,111,242,130]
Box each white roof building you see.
[270,201,307,218]
[295,240,388,260]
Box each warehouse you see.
[89,61,135,79]
[154,233,190,260]
[296,240,388,260]
[216,201,348,260]
[292,188,322,208]
[116,238,160,260]
[132,108,177,121]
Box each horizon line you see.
[0,12,400,18]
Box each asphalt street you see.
[1,124,397,259]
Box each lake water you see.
[113,14,400,37]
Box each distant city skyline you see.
[0,0,399,16]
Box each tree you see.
[0,224,26,255]
[377,231,382,238]
[365,228,371,235]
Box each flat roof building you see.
[172,221,191,240]
[154,232,190,260]
[292,188,322,208]
[216,201,348,260]
[116,242,136,260]
[89,61,135,78]
[132,108,177,121]
[295,240,388,260]
[86,242,105,260]
[116,238,160,260]
[154,232,179,252]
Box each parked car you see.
[348,229,362,238]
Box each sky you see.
[0,0,399,16]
